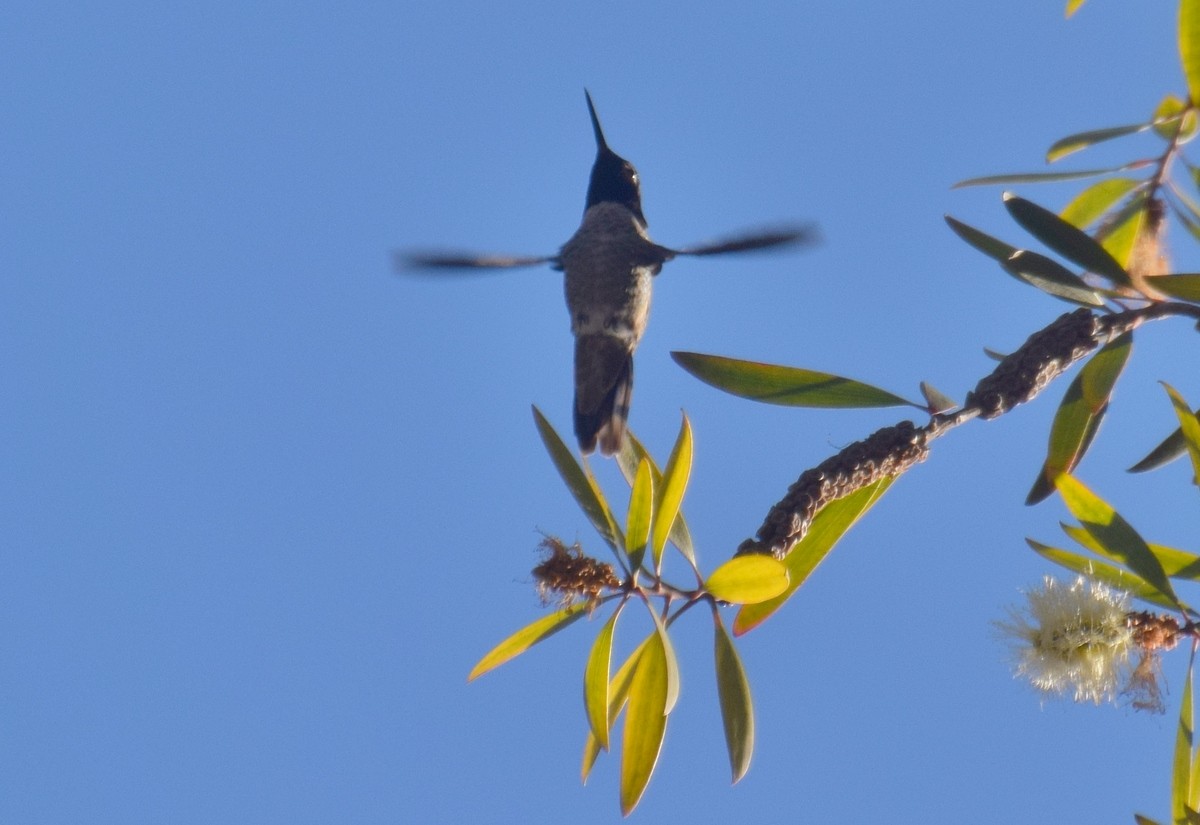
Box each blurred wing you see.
[396,250,558,272]
[668,224,818,257]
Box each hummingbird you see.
[402,91,812,456]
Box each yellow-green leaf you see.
[1003,193,1132,287]
[1055,475,1181,610]
[1175,652,1197,825]
[1164,383,1200,486]
[1026,538,1179,610]
[533,405,624,552]
[1097,194,1147,269]
[469,603,589,681]
[615,431,696,565]
[714,614,754,784]
[1131,402,1200,473]
[651,414,693,570]
[1060,178,1141,230]
[625,458,653,572]
[1061,523,1200,584]
[1144,274,1200,301]
[952,167,1129,188]
[705,555,790,604]
[1027,333,1132,504]
[672,352,916,408]
[584,607,621,748]
[620,630,669,815]
[582,637,650,782]
[735,477,894,634]
[1046,122,1156,162]
[1182,0,1200,104]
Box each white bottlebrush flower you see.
[996,575,1134,705]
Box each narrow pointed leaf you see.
[1145,274,1200,302]
[1055,475,1181,610]
[582,637,650,782]
[1182,0,1200,104]
[1003,249,1106,306]
[1131,403,1200,472]
[625,459,654,572]
[620,631,669,815]
[1174,654,1196,825]
[735,477,894,634]
[1046,122,1156,162]
[533,406,623,552]
[705,555,790,604]
[645,604,681,714]
[1164,383,1200,485]
[651,414,693,569]
[584,607,621,748]
[714,615,755,784]
[1003,193,1132,287]
[1026,538,1179,610]
[953,168,1128,188]
[615,432,696,564]
[1134,815,1166,825]
[1065,0,1086,16]
[944,214,1019,263]
[1027,333,1132,504]
[469,603,589,681]
[1154,94,1192,141]
[1060,178,1141,229]
[1096,194,1147,268]
[1061,522,1200,584]
[672,352,915,408]
[919,381,957,414]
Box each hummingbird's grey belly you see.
[559,202,664,343]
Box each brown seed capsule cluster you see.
[964,308,1102,419]
[532,536,620,609]
[736,420,929,559]
[1127,610,1182,653]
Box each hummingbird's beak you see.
[584,89,609,154]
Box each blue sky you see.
[4,1,1199,822]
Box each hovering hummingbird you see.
[402,91,812,456]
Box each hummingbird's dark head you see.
[583,90,646,226]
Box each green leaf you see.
[620,630,670,815]
[1096,193,1148,269]
[469,603,590,681]
[1175,653,1196,825]
[714,615,755,784]
[1145,274,1200,302]
[1130,403,1200,473]
[705,555,790,604]
[651,414,693,570]
[532,405,624,552]
[1154,94,1192,141]
[1026,538,1180,610]
[1182,0,1200,104]
[1027,333,1132,504]
[1060,178,1141,230]
[952,167,1132,188]
[945,215,1019,263]
[615,432,696,565]
[1002,249,1106,307]
[1046,122,1156,162]
[1055,475,1182,610]
[1134,815,1166,825]
[672,352,916,409]
[1164,383,1200,486]
[1061,522,1200,583]
[582,637,649,782]
[625,459,654,572]
[584,607,621,749]
[734,477,894,634]
[1003,193,1132,287]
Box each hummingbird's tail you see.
[573,334,633,457]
